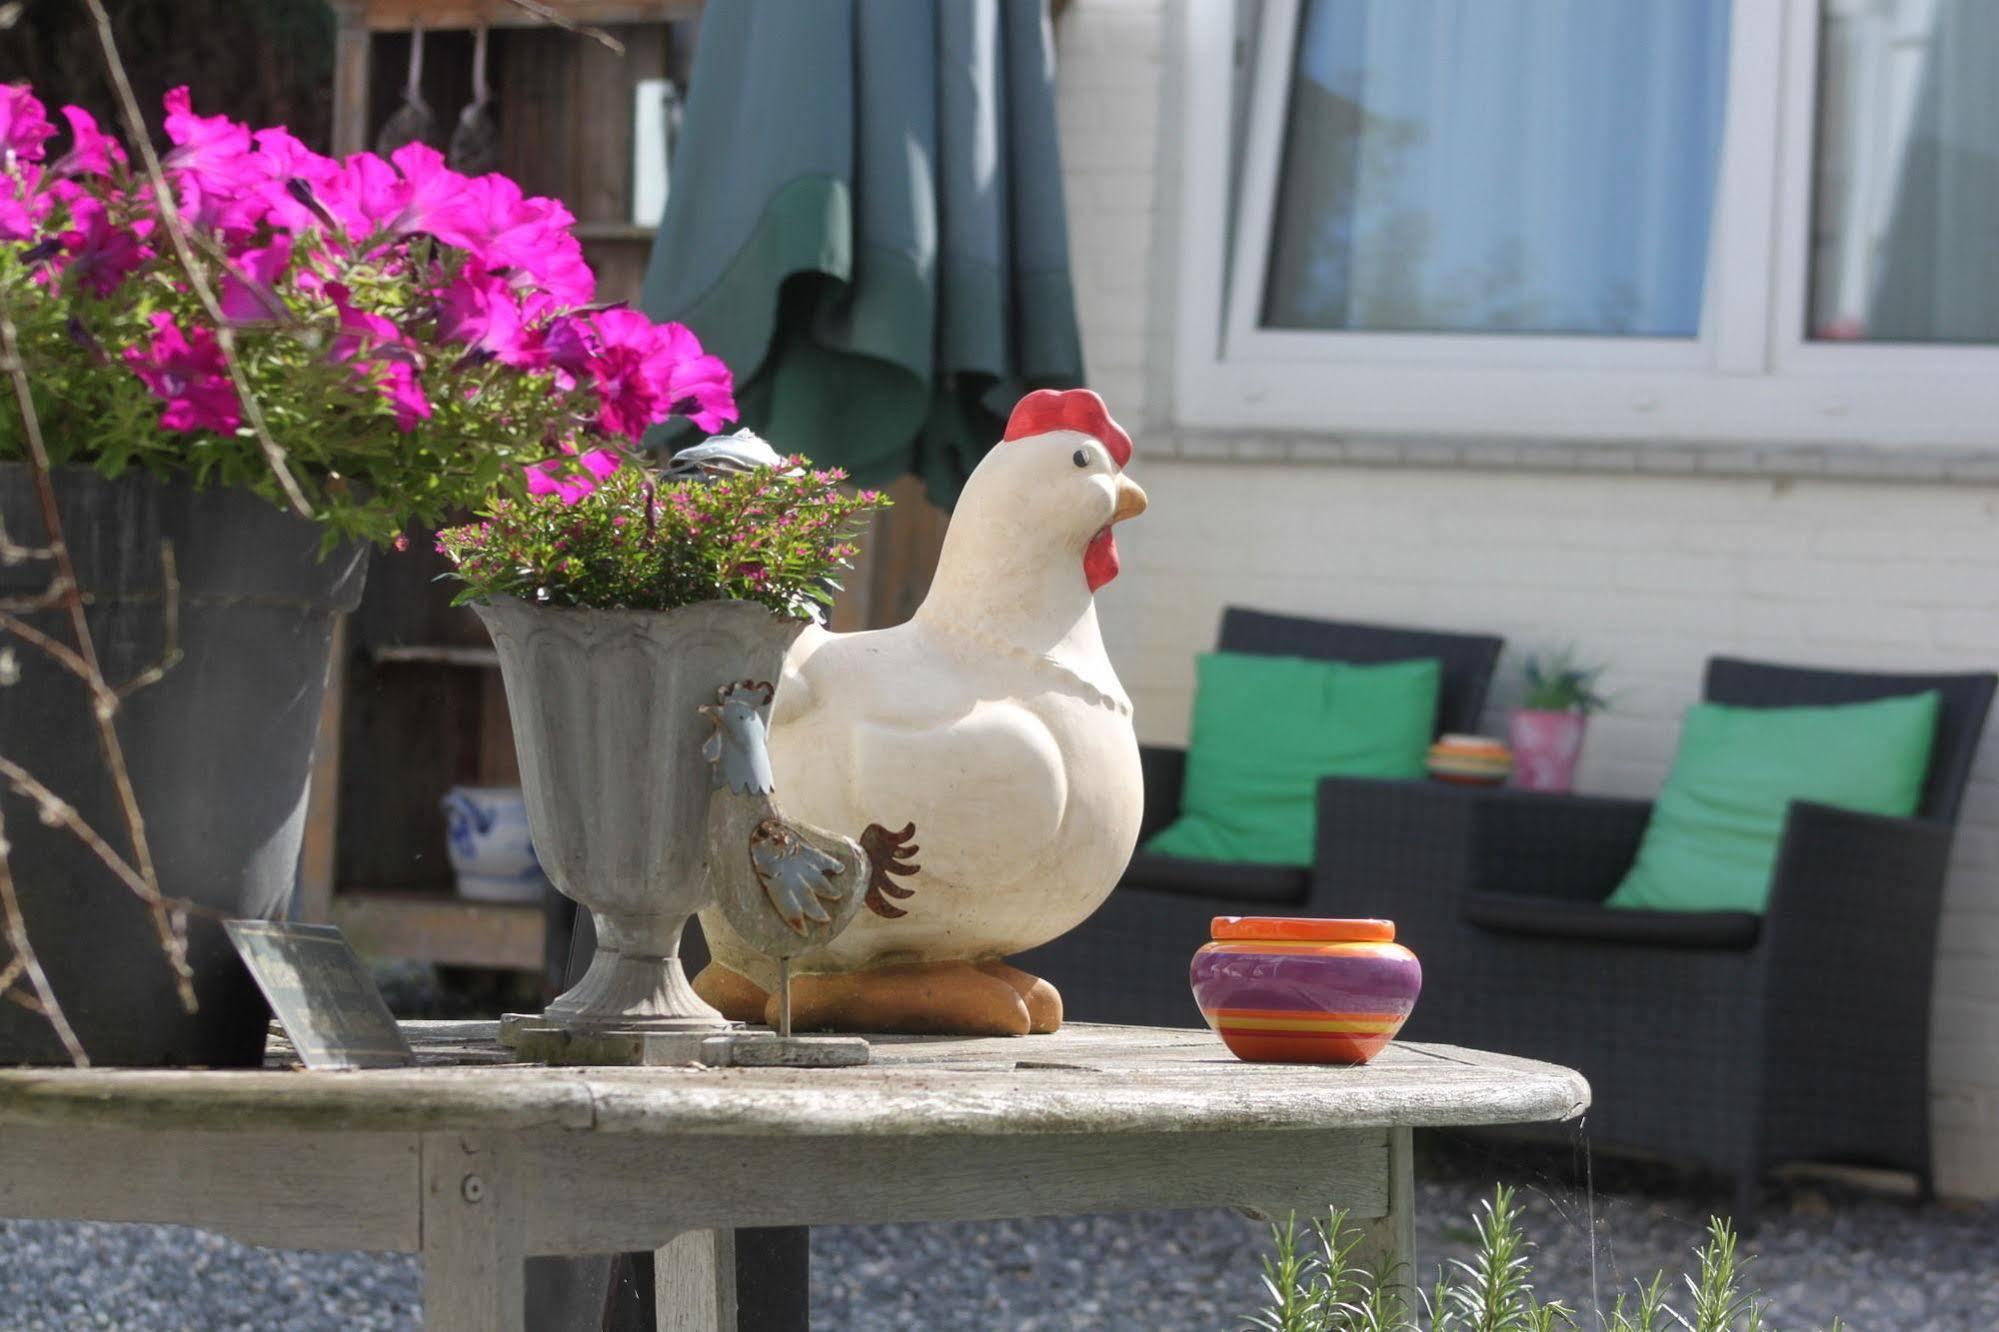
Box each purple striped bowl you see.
[1190,917,1422,1064]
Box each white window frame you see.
[1171,0,1999,451]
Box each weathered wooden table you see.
[0,1022,1586,1330]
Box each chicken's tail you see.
[858,821,920,918]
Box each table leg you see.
[654,1229,739,1331]
[1347,1126,1418,1316]
[1244,1126,1417,1321]
[422,1133,526,1332]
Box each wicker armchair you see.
[1020,606,1503,1029]
[1320,656,1995,1222]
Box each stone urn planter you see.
[0,466,366,1067]
[474,595,804,1030]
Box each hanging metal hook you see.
[449,24,500,175]
[375,18,434,154]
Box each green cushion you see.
[1606,691,1941,915]
[1146,652,1441,867]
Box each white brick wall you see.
[1056,0,1999,1198]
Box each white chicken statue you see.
[694,388,1148,1036]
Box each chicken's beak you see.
[1112,474,1148,523]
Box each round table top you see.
[0,1022,1588,1139]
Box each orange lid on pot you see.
[1210,916,1396,943]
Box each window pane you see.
[1260,0,1731,337]
[1812,0,1999,343]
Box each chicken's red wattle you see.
[1084,526,1119,592]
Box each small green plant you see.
[436,456,890,616]
[1520,649,1609,716]
[1245,1206,1408,1332]
[1245,1185,1851,1332]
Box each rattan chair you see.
[1021,606,1503,1029]
[1318,656,1995,1223]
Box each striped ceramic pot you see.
[1190,917,1422,1064]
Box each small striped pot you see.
[1190,917,1422,1065]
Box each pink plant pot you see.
[1508,709,1588,794]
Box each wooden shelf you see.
[335,0,704,33]
[573,222,658,243]
[373,644,501,668]
[333,891,544,972]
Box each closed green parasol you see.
[638,0,1086,508]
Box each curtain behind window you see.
[1261,0,1732,338]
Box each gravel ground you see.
[5,1136,1994,1330]
[809,1139,1999,1331]
[0,1222,420,1331]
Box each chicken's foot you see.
[976,959,1063,1034]
[781,959,1050,1037]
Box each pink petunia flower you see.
[243,126,342,235]
[121,312,240,434]
[56,196,154,297]
[0,164,49,242]
[49,107,124,178]
[0,85,56,166]
[218,236,293,322]
[582,308,666,440]
[159,88,272,235]
[649,321,736,433]
[436,263,531,365]
[318,282,431,430]
[578,447,622,480]
[160,87,252,177]
[524,457,598,504]
[374,359,433,431]
[251,126,339,188]
[314,151,402,238]
[531,313,595,388]
[371,142,475,242]
[451,173,594,306]
[325,281,402,352]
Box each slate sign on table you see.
[225,921,413,1069]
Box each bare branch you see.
[502,0,626,53]
[0,522,53,565]
[81,0,314,520]
[0,609,101,694]
[0,257,189,1025]
[0,757,153,903]
[114,540,182,699]
[0,575,74,614]
[0,757,204,1007]
[0,803,89,1064]
[4,987,48,1014]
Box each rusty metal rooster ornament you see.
[700,680,918,1051]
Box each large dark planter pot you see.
[0,465,366,1066]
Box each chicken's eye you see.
[1072,448,1090,469]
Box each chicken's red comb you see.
[1002,388,1132,467]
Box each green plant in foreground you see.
[1520,649,1610,716]
[1245,1185,1852,1332]
[1428,1188,1573,1331]
[1245,1205,1407,1332]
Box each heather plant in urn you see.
[439,443,890,1032]
[0,82,735,1066]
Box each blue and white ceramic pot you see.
[441,786,551,904]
